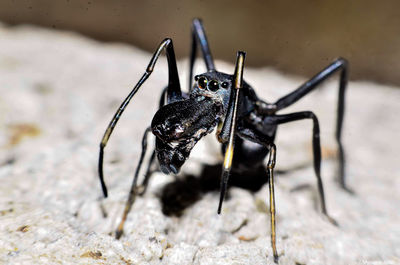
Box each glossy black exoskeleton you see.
[98,19,350,263]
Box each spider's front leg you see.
[216,52,282,263]
[98,38,183,238]
[217,51,246,213]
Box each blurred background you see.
[1,0,399,85]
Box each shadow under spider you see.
[159,163,271,217]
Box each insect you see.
[98,18,349,263]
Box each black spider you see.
[98,18,350,263]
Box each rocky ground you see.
[0,23,399,264]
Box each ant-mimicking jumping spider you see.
[98,18,349,263]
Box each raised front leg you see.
[98,38,182,198]
[98,38,183,240]
[115,79,183,239]
[274,58,350,192]
[217,51,246,214]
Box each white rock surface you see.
[0,23,399,264]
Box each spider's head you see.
[192,71,234,111]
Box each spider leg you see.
[188,18,216,90]
[115,78,187,239]
[236,111,336,263]
[115,127,152,239]
[138,150,156,195]
[135,86,190,195]
[274,58,350,192]
[98,38,182,198]
[266,143,279,263]
[217,51,246,214]
[235,129,279,262]
[268,111,337,224]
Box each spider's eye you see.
[221,82,229,89]
[208,80,219,91]
[198,77,207,89]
